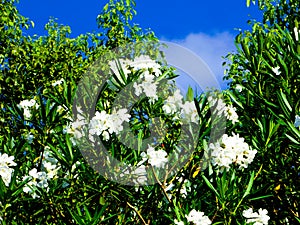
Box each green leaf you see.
[202,174,220,199]
[226,90,244,109]
[242,171,255,199]
[186,86,194,101]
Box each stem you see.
[151,167,172,204]
[232,197,244,215]
[126,202,148,225]
[254,164,263,180]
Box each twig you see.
[151,167,172,204]
[126,201,148,225]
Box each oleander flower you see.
[225,105,239,124]
[0,153,17,187]
[145,145,168,168]
[51,78,64,87]
[185,209,211,225]
[210,133,257,172]
[41,147,60,179]
[208,95,239,123]
[17,99,40,119]
[180,101,199,123]
[131,55,162,76]
[272,66,281,76]
[89,108,130,140]
[235,84,243,92]
[243,208,270,225]
[163,89,184,115]
[294,26,299,41]
[23,168,49,199]
[133,71,158,103]
[109,55,162,87]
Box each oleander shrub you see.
[0,0,299,224]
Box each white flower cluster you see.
[140,145,168,168]
[64,107,87,145]
[163,89,199,123]
[89,108,131,141]
[23,147,60,199]
[109,55,161,88]
[109,55,162,103]
[243,208,270,225]
[163,89,183,115]
[133,71,158,104]
[185,209,212,225]
[41,148,60,179]
[23,168,48,199]
[0,153,17,187]
[207,95,239,124]
[17,99,40,119]
[210,133,257,172]
[294,115,300,128]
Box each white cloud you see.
[162,32,236,90]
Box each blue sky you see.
[17,0,262,90]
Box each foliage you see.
[0,0,298,224]
[225,0,300,224]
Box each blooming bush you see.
[0,0,299,224]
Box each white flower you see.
[0,153,17,187]
[208,96,226,116]
[23,108,32,119]
[294,27,299,42]
[40,147,60,179]
[89,108,130,140]
[146,146,168,168]
[89,111,110,136]
[174,219,184,225]
[51,78,64,87]
[109,108,131,134]
[210,133,257,172]
[142,82,157,101]
[243,208,270,225]
[294,115,300,128]
[180,101,199,123]
[17,99,40,119]
[225,105,239,124]
[18,99,36,108]
[164,177,191,200]
[209,95,239,123]
[23,168,49,198]
[163,89,184,115]
[185,209,211,225]
[272,66,281,76]
[133,82,143,96]
[133,71,158,103]
[131,55,161,76]
[235,84,243,92]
